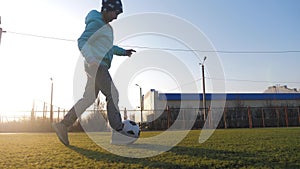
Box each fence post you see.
[43,103,47,120]
[208,106,212,129]
[276,107,280,127]
[223,107,227,129]
[298,107,300,126]
[285,106,289,127]
[57,107,60,122]
[167,106,171,128]
[261,108,265,128]
[247,106,253,128]
[182,108,186,129]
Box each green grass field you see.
[0,128,299,169]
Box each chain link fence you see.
[0,105,299,132]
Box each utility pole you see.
[0,27,2,45]
[200,56,207,122]
[124,107,128,120]
[50,78,54,123]
[0,16,6,45]
[135,84,143,124]
[31,100,35,121]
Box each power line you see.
[121,45,300,54]
[164,77,300,93]
[206,77,300,84]
[5,31,76,42]
[166,78,202,92]
[3,30,300,84]
[3,30,300,54]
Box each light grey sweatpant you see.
[61,62,123,131]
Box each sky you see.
[0,0,300,119]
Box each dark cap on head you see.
[101,0,123,14]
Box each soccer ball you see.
[122,120,140,138]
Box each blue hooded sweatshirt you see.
[77,10,126,69]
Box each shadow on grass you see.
[68,143,296,168]
[67,145,183,169]
[169,145,295,168]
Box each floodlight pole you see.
[0,27,3,45]
[200,57,207,121]
[50,78,54,123]
[0,16,2,45]
[135,84,143,124]
[0,16,6,45]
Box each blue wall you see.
[159,93,300,101]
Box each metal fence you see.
[0,106,299,132]
[148,106,300,130]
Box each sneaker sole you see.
[111,132,138,145]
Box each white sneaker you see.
[111,130,138,145]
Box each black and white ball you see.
[122,120,140,138]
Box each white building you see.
[136,89,300,129]
[264,85,299,93]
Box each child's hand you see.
[125,49,136,57]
